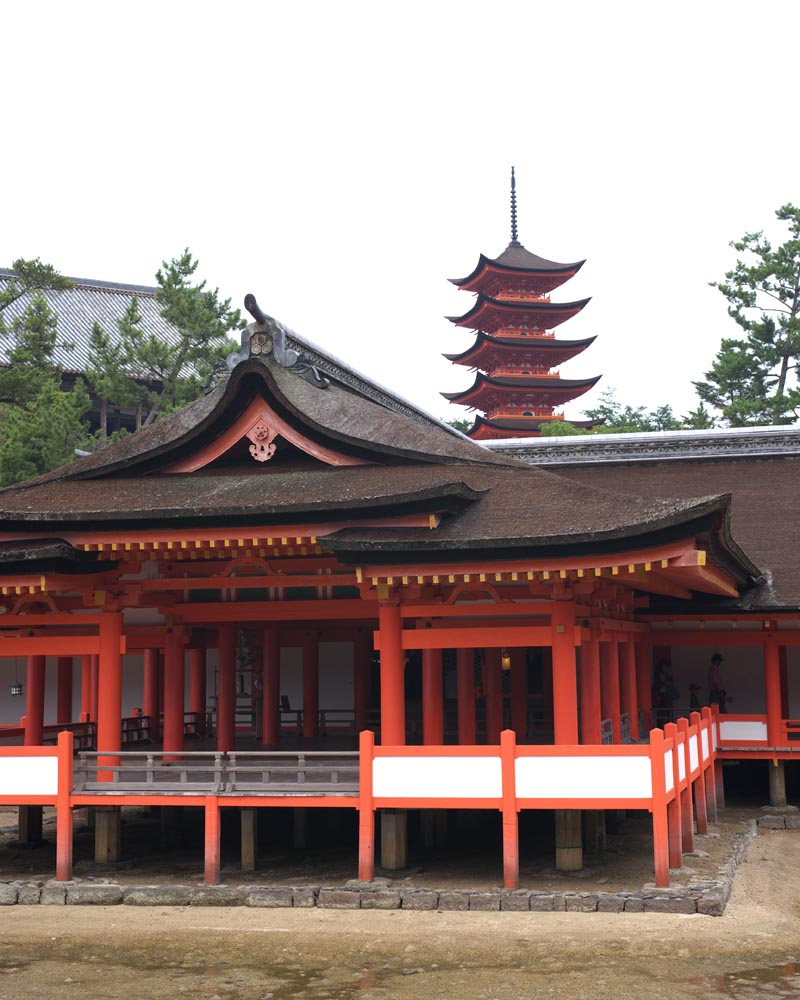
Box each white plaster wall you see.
[515,756,652,800]
[374,756,502,799]
[0,756,58,796]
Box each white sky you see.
[3,1,798,425]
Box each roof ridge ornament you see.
[509,166,521,247]
[203,294,331,393]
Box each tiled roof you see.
[0,269,177,376]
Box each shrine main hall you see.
[0,282,797,888]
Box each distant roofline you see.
[482,424,800,464]
[0,268,157,297]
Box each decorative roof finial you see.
[509,166,521,247]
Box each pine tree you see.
[696,204,800,425]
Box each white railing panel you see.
[678,752,686,782]
[373,756,502,799]
[689,734,699,772]
[719,720,768,743]
[701,730,709,760]
[664,752,674,792]
[0,756,58,796]
[515,756,652,800]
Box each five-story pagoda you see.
[444,169,602,440]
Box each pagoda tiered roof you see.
[447,294,590,335]
[467,415,599,441]
[443,372,601,410]
[444,332,597,370]
[450,244,585,297]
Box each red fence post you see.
[204,796,221,885]
[701,707,718,823]
[711,705,725,809]
[358,730,375,881]
[56,730,74,882]
[690,711,709,835]
[649,727,669,888]
[664,722,682,870]
[676,717,695,854]
[500,729,519,890]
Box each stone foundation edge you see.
[0,819,763,915]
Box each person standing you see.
[708,653,727,713]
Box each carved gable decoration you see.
[164,396,369,473]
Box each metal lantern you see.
[10,681,23,697]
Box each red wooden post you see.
[188,647,206,736]
[649,727,670,888]
[262,626,280,746]
[97,612,123,783]
[358,729,375,881]
[552,602,578,745]
[510,649,527,739]
[635,639,653,734]
[484,648,503,745]
[676,717,694,854]
[619,639,638,739]
[422,648,444,745]
[353,630,372,732]
[600,639,622,744]
[56,730,74,882]
[163,629,185,759]
[764,637,783,746]
[690,711,709,835]
[80,654,92,723]
[456,648,476,745]
[302,632,319,740]
[579,636,602,745]
[217,625,236,752]
[378,603,405,746]
[90,654,99,725]
[664,722,682,870]
[500,729,519,889]
[779,646,790,720]
[56,656,73,726]
[143,648,159,741]
[24,656,46,746]
[204,796,221,885]
[701,707,718,823]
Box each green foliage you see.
[0,259,91,484]
[582,389,684,433]
[445,417,472,433]
[539,420,589,436]
[696,204,800,425]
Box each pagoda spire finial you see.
[509,166,521,247]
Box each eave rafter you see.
[353,541,741,601]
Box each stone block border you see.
[0,819,763,916]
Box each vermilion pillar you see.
[510,649,527,739]
[779,646,790,720]
[24,656,46,746]
[579,636,602,745]
[600,639,622,744]
[552,603,578,745]
[97,612,123,780]
[188,647,206,736]
[56,657,73,726]
[422,649,444,745]
[353,631,372,731]
[90,654,99,724]
[378,603,405,746]
[456,648,476,745]
[217,625,236,752]
[262,626,280,746]
[484,648,503,744]
[163,629,185,757]
[80,654,92,722]
[619,639,638,740]
[302,633,319,740]
[143,648,159,740]
[635,639,653,734]
[764,638,783,746]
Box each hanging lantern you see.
[10,681,23,697]
[501,648,511,671]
